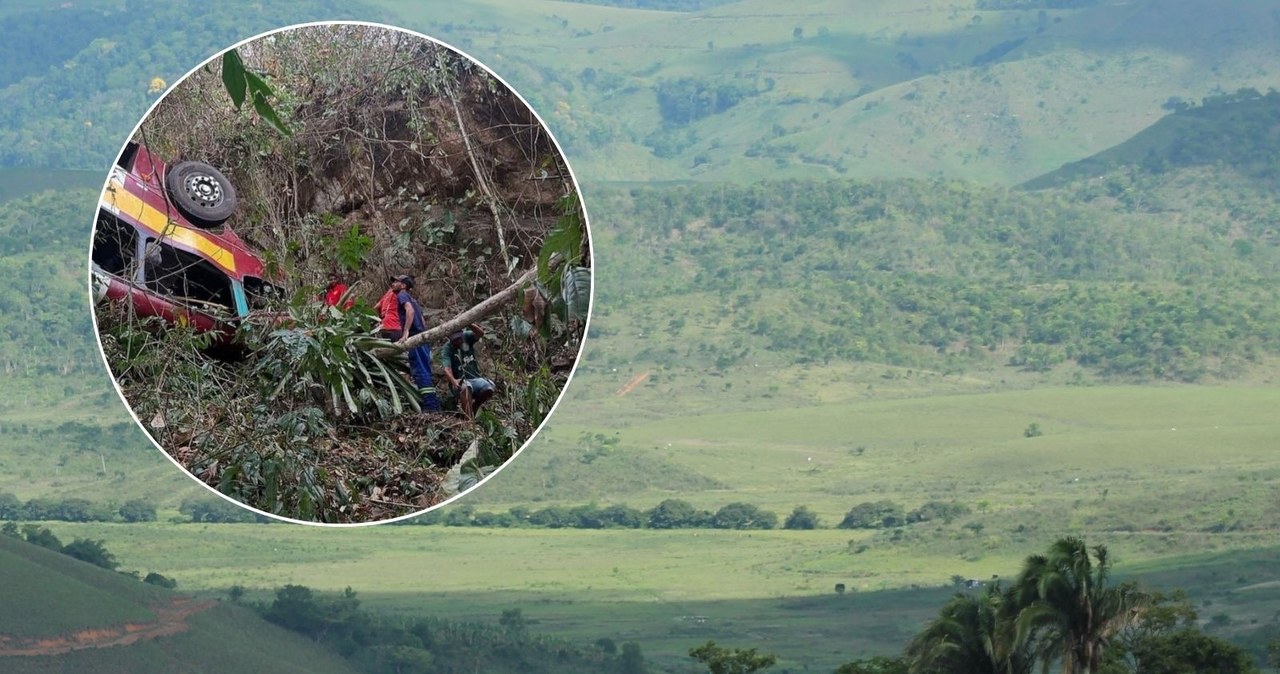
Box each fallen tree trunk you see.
[387,256,558,353]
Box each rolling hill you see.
[369,0,1280,184]
[0,534,359,674]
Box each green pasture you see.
[32,521,1280,671]
[0,534,165,637]
[491,377,1280,525]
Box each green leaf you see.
[334,224,374,271]
[243,69,276,99]
[251,87,292,136]
[537,219,581,286]
[221,50,247,110]
[537,192,584,287]
[339,379,358,415]
[368,357,404,414]
[561,265,592,322]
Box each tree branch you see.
[449,83,512,273]
[387,256,557,353]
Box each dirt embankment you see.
[0,597,217,657]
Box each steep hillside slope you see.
[0,535,358,673]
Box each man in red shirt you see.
[321,273,354,310]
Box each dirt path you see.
[615,371,650,397]
[0,597,218,657]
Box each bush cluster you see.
[0,493,156,523]
[405,499,975,532]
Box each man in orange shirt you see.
[376,280,402,341]
[383,274,441,412]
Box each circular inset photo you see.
[89,23,592,525]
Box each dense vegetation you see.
[696,538,1270,674]
[248,584,650,674]
[592,166,1280,381]
[0,0,387,169]
[1026,89,1280,188]
[0,188,101,378]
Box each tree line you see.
[402,499,972,531]
[2,491,974,530]
[245,584,649,674]
[0,493,268,524]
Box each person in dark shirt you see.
[389,274,441,412]
[442,322,495,419]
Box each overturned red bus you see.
[91,142,281,340]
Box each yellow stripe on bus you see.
[102,176,237,274]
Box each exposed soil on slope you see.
[0,597,217,657]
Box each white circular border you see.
[87,20,597,528]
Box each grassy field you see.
[33,520,1280,671]
[491,363,1280,522]
[0,377,196,505]
[26,374,1280,669]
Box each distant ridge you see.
[1023,88,1280,189]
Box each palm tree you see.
[906,583,1032,674]
[1008,537,1149,674]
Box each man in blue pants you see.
[390,274,441,412]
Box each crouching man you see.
[442,322,495,419]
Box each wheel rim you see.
[183,172,223,207]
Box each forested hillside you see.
[0,188,101,378]
[587,169,1280,382]
[0,0,388,168]
[0,178,203,507]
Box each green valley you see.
[1,0,1279,672]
